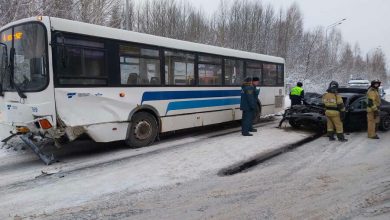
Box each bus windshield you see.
[0,22,48,92]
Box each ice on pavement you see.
[0,124,312,217]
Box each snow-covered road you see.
[38,131,390,220]
[0,120,313,219]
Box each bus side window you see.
[263,63,277,86]
[277,64,284,86]
[55,36,107,86]
[165,50,195,86]
[119,45,160,86]
[224,59,243,85]
[246,61,262,83]
[198,55,222,86]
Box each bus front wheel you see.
[126,112,158,148]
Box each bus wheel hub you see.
[134,121,152,140]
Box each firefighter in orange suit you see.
[322,81,348,142]
[367,79,382,139]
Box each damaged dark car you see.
[280,88,390,132]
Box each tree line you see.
[0,0,387,91]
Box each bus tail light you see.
[39,119,52,129]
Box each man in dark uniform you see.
[289,82,304,106]
[240,77,260,136]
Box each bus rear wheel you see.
[126,112,158,148]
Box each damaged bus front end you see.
[0,17,59,164]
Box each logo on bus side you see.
[6,105,17,110]
[67,93,77,99]
[67,92,103,99]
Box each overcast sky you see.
[188,0,390,65]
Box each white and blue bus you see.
[0,16,285,151]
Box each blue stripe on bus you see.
[166,98,241,114]
[142,90,241,104]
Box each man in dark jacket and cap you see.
[240,77,260,136]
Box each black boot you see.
[337,133,348,142]
[328,132,336,141]
[242,133,253,136]
[369,135,380,139]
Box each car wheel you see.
[289,119,301,129]
[379,115,390,131]
[126,112,158,148]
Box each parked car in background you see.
[379,87,386,97]
[348,79,370,88]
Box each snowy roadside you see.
[0,120,276,189]
[0,123,313,218]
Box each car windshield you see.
[0,22,47,92]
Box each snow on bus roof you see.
[1,16,283,64]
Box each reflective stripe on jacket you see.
[322,92,345,115]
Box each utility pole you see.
[325,18,347,80]
[325,18,346,42]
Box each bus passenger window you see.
[55,36,107,85]
[246,61,262,84]
[198,55,222,86]
[165,50,195,86]
[224,59,243,85]
[277,65,284,86]
[263,64,277,86]
[120,45,160,86]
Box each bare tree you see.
[1,0,387,88]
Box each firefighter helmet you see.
[327,81,339,93]
[371,79,381,88]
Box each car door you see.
[346,96,368,130]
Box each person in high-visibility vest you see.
[367,79,382,139]
[289,82,304,106]
[322,81,348,142]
